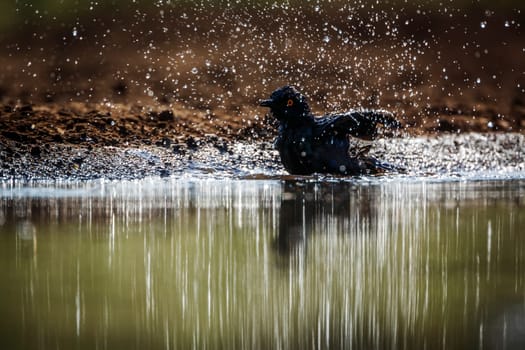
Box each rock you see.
[185,136,199,150]
[2,131,28,143]
[172,144,185,154]
[159,168,171,177]
[18,105,33,113]
[30,146,41,158]
[155,137,172,148]
[158,110,175,122]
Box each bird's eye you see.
[287,99,294,107]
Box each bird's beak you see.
[259,99,273,107]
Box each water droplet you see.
[191,67,198,74]
[323,35,330,43]
[488,121,494,128]
[504,21,510,28]
[72,27,77,36]
[480,21,487,29]
[145,73,151,79]
[476,78,481,84]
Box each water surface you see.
[0,178,524,349]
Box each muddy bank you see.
[0,100,523,180]
[1,129,523,181]
[0,4,524,180]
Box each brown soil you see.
[0,4,524,179]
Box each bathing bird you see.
[259,85,402,175]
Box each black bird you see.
[259,86,402,175]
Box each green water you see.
[0,179,524,350]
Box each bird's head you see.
[259,86,311,122]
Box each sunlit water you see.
[0,178,524,350]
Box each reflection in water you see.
[275,181,375,259]
[0,179,524,349]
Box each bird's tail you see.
[357,110,402,129]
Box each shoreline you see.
[1,130,523,181]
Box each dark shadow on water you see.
[274,180,376,260]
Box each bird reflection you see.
[274,181,311,257]
[274,179,377,261]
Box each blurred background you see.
[0,0,524,131]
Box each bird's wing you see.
[316,110,401,140]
